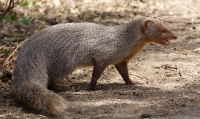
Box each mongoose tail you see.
[15,82,67,115]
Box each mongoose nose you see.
[173,36,177,39]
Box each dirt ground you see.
[0,0,200,119]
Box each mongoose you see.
[13,17,177,115]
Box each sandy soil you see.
[0,0,200,119]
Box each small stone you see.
[141,113,152,118]
[66,15,77,22]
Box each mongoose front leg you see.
[115,61,135,85]
[90,63,106,90]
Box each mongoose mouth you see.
[164,39,170,45]
[163,36,177,45]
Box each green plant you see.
[2,12,18,22]
[21,18,32,25]
[21,0,36,9]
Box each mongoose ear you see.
[142,20,154,31]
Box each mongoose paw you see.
[126,80,136,85]
[49,85,69,92]
[89,86,96,91]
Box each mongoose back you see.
[13,17,177,115]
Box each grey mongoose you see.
[13,17,177,115]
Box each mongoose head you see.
[142,17,177,45]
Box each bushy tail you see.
[15,83,66,115]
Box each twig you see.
[133,74,149,80]
[6,98,17,102]
[0,113,12,117]
[0,0,18,29]
[2,40,26,67]
[155,13,183,17]
[161,19,200,24]
[0,47,12,65]
[72,86,75,92]
[0,0,19,21]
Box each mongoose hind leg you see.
[48,77,70,92]
[115,61,135,85]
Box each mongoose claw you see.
[125,80,136,85]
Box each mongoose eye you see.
[161,30,166,33]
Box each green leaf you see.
[21,18,32,25]
[33,1,36,6]
[1,48,10,54]
[10,12,18,21]
[22,0,29,6]
[2,15,10,22]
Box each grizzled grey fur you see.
[13,17,177,115]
